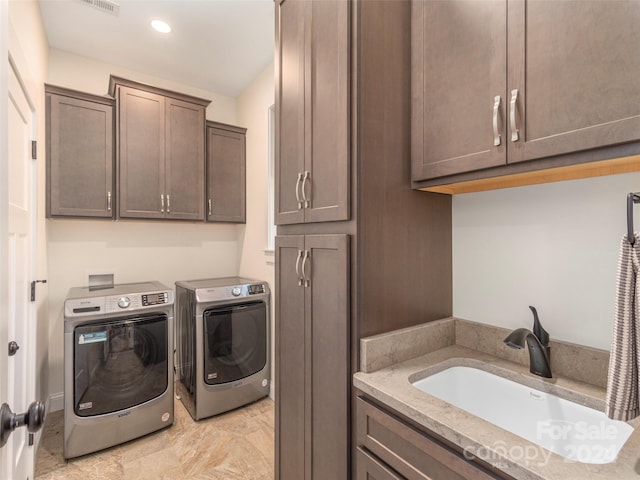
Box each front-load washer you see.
[175,277,270,420]
[63,281,174,458]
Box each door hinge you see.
[30,279,47,302]
[31,140,37,160]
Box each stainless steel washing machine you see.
[63,281,174,458]
[175,277,270,420]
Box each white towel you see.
[606,233,640,421]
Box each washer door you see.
[73,314,168,416]
[203,301,267,385]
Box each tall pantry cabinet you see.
[274,1,452,480]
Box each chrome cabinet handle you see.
[208,198,212,216]
[295,249,304,287]
[301,249,310,288]
[160,194,165,213]
[301,171,310,209]
[295,172,303,209]
[492,95,501,146]
[166,194,171,213]
[510,89,519,142]
[107,191,112,212]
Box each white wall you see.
[46,51,243,404]
[8,0,50,411]
[48,48,237,124]
[453,171,640,351]
[236,62,275,397]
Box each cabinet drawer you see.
[356,397,502,480]
[357,447,405,480]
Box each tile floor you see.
[35,395,274,480]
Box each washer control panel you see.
[65,290,173,317]
[142,292,169,306]
[248,284,266,295]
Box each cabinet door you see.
[304,0,350,223]
[275,0,306,225]
[357,397,501,480]
[206,124,246,223]
[275,235,306,480]
[356,448,405,480]
[411,0,507,181]
[276,234,349,480]
[47,93,114,218]
[306,234,349,480]
[165,97,205,220]
[118,86,165,219]
[507,0,640,164]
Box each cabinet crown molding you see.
[206,120,247,134]
[45,84,115,106]
[108,75,212,107]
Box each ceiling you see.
[38,0,275,97]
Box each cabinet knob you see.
[208,198,212,216]
[160,194,165,213]
[166,194,171,213]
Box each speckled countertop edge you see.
[353,345,640,480]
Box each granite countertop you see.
[353,319,640,480]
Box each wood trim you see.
[420,154,640,195]
[45,84,114,106]
[205,120,247,134]
[108,75,211,107]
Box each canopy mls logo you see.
[463,420,623,467]
[537,420,619,442]
[463,440,553,469]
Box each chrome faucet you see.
[503,306,552,378]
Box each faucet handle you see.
[529,306,549,347]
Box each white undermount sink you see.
[411,366,633,464]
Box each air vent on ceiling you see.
[78,0,120,16]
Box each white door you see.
[0,8,39,479]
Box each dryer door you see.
[203,301,267,385]
[73,314,168,416]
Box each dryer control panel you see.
[195,282,269,303]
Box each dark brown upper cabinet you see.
[275,0,350,225]
[110,76,210,221]
[206,121,247,223]
[412,0,640,190]
[46,85,115,218]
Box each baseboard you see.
[48,392,64,412]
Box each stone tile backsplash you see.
[360,317,609,388]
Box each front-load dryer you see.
[175,277,270,420]
[63,281,174,458]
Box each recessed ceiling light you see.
[151,20,171,33]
